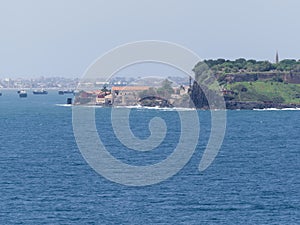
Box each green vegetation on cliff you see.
[225,81,300,104]
[202,58,300,74]
[191,58,300,108]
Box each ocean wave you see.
[253,108,300,111]
[56,104,196,111]
[114,105,196,111]
[55,104,72,107]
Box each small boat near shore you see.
[58,90,74,95]
[33,89,48,95]
[19,90,27,98]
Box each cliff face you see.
[190,75,300,109]
[223,72,300,84]
[190,81,209,109]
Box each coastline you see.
[2,88,300,110]
[59,103,300,111]
[225,101,300,110]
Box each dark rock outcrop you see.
[226,101,300,110]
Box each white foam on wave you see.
[56,104,300,111]
[56,104,106,108]
[55,104,73,107]
[115,105,196,111]
[281,108,300,110]
[253,108,300,111]
[61,104,196,111]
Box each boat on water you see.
[58,90,74,95]
[33,89,48,95]
[19,90,27,98]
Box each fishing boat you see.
[33,89,48,95]
[64,90,74,94]
[58,90,74,95]
[19,90,27,98]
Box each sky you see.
[1,0,300,78]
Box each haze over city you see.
[1,0,300,78]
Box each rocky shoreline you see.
[225,101,300,110]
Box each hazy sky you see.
[1,0,300,78]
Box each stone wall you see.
[224,72,300,84]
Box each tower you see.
[275,51,279,64]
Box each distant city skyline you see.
[1,0,300,78]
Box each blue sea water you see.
[0,90,299,224]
